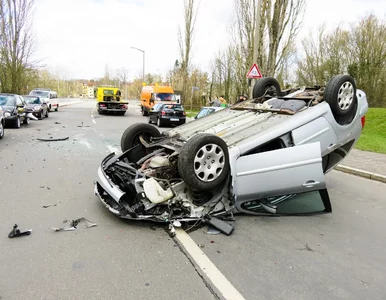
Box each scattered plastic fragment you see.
[37,137,69,142]
[8,224,32,238]
[52,217,97,232]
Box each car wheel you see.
[178,133,230,192]
[14,117,21,128]
[48,105,51,112]
[157,117,163,127]
[45,109,49,118]
[120,123,161,153]
[324,75,358,125]
[148,117,152,124]
[0,121,4,139]
[252,77,281,99]
[23,117,29,125]
[55,105,59,112]
[39,110,44,120]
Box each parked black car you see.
[0,106,5,139]
[22,95,49,120]
[148,103,186,127]
[0,93,30,128]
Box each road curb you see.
[59,101,86,107]
[334,165,386,184]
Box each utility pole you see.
[131,46,145,83]
[250,0,263,98]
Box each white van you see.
[29,89,59,111]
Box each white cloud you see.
[32,0,385,80]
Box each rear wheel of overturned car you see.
[252,77,281,99]
[178,133,230,192]
[120,123,161,152]
[324,75,358,125]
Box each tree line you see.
[1,0,385,108]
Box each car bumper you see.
[161,116,186,124]
[99,107,127,112]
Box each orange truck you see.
[140,85,178,116]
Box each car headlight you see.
[4,112,10,117]
[34,106,41,111]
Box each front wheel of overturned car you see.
[252,77,281,99]
[120,123,161,153]
[178,133,230,192]
[324,75,358,125]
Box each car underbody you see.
[94,75,368,235]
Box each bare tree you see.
[0,0,36,93]
[178,0,199,108]
[261,0,306,76]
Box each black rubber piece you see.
[120,123,161,153]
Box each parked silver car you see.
[94,75,368,235]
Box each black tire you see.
[23,117,29,125]
[45,109,49,118]
[120,123,161,153]
[324,75,358,125]
[55,105,59,112]
[178,133,230,192]
[252,77,281,99]
[119,111,126,116]
[156,117,163,127]
[39,110,44,120]
[48,105,51,112]
[0,121,4,139]
[14,117,21,128]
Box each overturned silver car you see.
[94,75,368,234]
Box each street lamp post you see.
[131,46,145,83]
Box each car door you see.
[15,96,25,115]
[234,142,331,215]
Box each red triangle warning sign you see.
[246,63,263,79]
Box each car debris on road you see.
[52,217,97,232]
[8,224,32,238]
[37,137,69,142]
[94,75,368,236]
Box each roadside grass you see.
[185,110,199,118]
[355,107,386,154]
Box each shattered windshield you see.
[24,97,41,104]
[0,96,16,106]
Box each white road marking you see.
[175,229,246,300]
[92,119,96,124]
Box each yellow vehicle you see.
[140,85,178,116]
[94,86,128,115]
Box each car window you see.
[153,103,163,110]
[29,90,50,98]
[239,190,331,215]
[196,108,209,118]
[0,95,16,106]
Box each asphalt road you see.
[1,100,385,300]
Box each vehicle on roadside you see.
[22,95,49,120]
[140,85,178,116]
[94,86,128,115]
[194,106,225,119]
[0,93,33,128]
[94,75,368,235]
[0,106,5,139]
[148,103,186,127]
[28,88,59,112]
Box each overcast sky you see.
[33,0,386,80]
